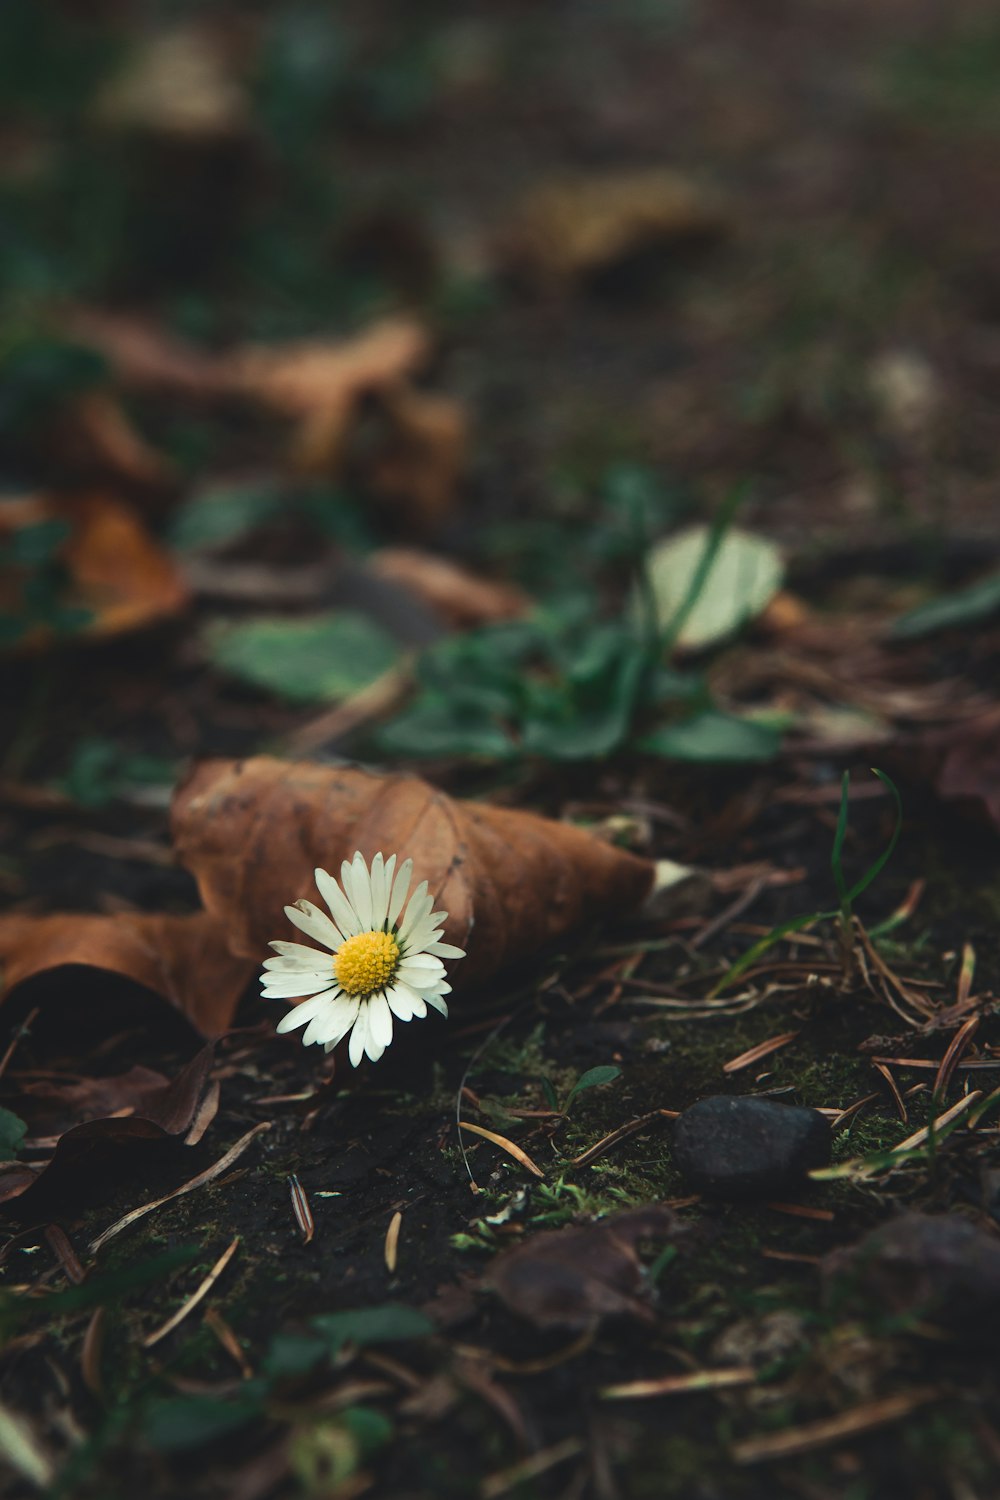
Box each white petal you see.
[367,992,394,1049]
[315,867,361,939]
[425,992,449,1017]
[339,856,370,933]
[348,1006,368,1067]
[369,852,390,931]
[349,851,374,931]
[399,884,433,945]
[399,959,446,989]
[401,916,440,954]
[262,973,335,999]
[267,940,328,965]
[426,941,466,959]
[364,1028,385,1063]
[387,858,413,928]
[318,996,360,1047]
[276,993,334,1033]
[399,953,446,974]
[419,980,452,999]
[391,980,429,1020]
[263,958,327,978]
[285,900,342,950]
[303,994,353,1047]
[385,984,415,1021]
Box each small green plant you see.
[713,768,903,994]
[375,485,782,766]
[55,737,176,808]
[0,1108,27,1160]
[0,513,92,648]
[538,1063,622,1114]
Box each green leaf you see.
[168,484,287,554]
[645,523,783,651]
[262,1333,328,1378]
[144,1391,266,1452]
[0,1108,27,1158]
[841,769,902,907]
[310,1304,433,1356]
[375,701,514,759]
[830,769,852,912]
[640,710,780,763]
[6,519,71,567]
[565,1065,621,1106]
[890,570,1000,639]
[207,612,399,703]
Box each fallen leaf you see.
[65,308,224,402]
[866,348,941,438]
[55,393,174,492]
[92,24,249,141]
[0,1045,216,1215]
[226,320,464,530]
[170,756,655,986]
[485,1206,680,1331]
[361,386,467,534]
[901,708,1000,835]
[369,549,530,629]
[205,612,400,703]
[891,570,1000,641]
[501,170,727,286]
[229,318,429,467]
[643,525,784,652]
[0,910,253,1037]
[15,1065,184,1137]
[822,1211,1000,1343]
[640,710,780,763]
[0,492,189,648]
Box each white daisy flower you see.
[264,852,465,1067]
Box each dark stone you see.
[671,1095,832,1199]
[822,1211,1000,1343]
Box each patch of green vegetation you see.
[882,22,1000,137]
[55,737,176,809]
[374,482,781,766]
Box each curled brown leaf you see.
[0,909,253,1037]
[170,756,655,987]
[485,1206,680,1331]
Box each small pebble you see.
[671,1094,832,1199]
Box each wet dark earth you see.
[3,1,1000,1497]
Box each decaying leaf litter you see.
[3,2,1000,1497]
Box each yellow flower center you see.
[334,929,400,998]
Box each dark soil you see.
[2,2,1000,1498]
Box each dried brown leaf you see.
[92,24,248,141]
[65,308,224,400]
[0,1046,216,1215]
[485,1206,680,1331]
[368,548,530,630]
[224,320,464,530]
[170,757,655,988]
[0,909,253,1037]
[501,169,728,285]
[0,493,188,648]
[361,386,467,533]
[55,395,174,492]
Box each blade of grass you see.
[830,769,851,915]
[842,769,903,906]
[713,768,902,997]
[659,483,747,657]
